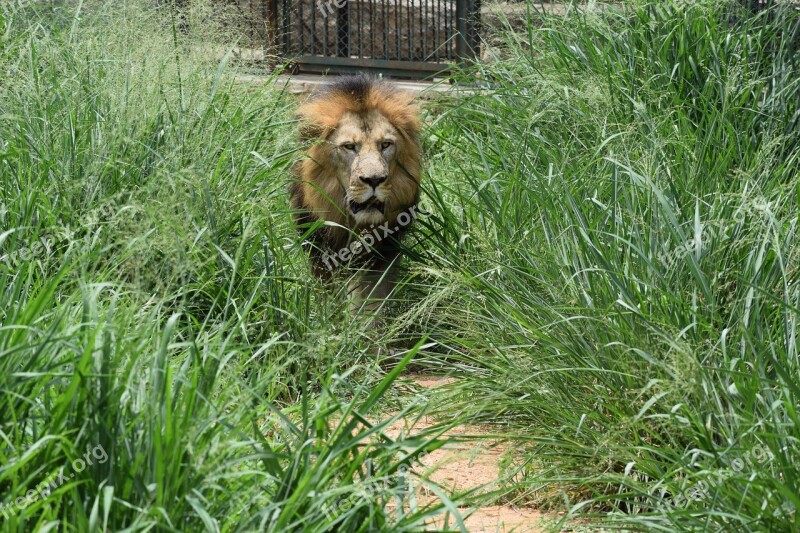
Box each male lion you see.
[289,74,422,313]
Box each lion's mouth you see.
[348,198,385,215]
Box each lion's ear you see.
[365,85,421,141]
[297,96,351,141]
[297,118,325,141]
[296,104,325,141]
[393,106,422,144]
[397,107,422,143]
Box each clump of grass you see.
[408,1,800,530]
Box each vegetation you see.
[1,0,798,531]
[421,1,800,530]
[0,2,449,530]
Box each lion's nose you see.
[359,175,387,189]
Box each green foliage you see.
[3,0,800,531]
[0,1,452,530]
[411,1,800,530]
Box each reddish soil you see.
[381,374,547,532]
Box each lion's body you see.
[289,75,422,312]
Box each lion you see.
[289,74,422,313]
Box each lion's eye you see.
[381,141,393,150]
[342,143,356,151]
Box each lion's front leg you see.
[347,257,401,316]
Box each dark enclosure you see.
[237,0,480,77]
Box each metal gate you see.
[269,0,480,77]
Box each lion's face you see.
[293,75,421,243]
[328,110,400,226]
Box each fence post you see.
[456,0,480,63]
[455,0,468,60]
[336,3,350,57]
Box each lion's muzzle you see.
[348,151,390,218]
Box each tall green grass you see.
[4,0,800,531]
[0,1,453,530]
[409,0,800,530]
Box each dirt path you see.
[383,374,548,532]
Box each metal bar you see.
[336,2,349,57]
[311,0,317,54]
[370,0,375,58]
[267,0,278,57]
[367,0,375,58]
[395,0,400,61]
[383,0,388,59]
[282,0,289,53]
[434,0,438,61]
[438,0,443,61]
[455,0,467,60]
[407,0,413,60]
[292,54,450,76]
[323,0,329,56]
[470,0,481,58]
[422,0,427,60]
[444,0,450,60]
[299,0,305,52]
[261,0,266,51]
[348,0,353,56]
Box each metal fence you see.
[266,0,479,77]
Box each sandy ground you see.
[381,374,547,532]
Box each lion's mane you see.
[290,75,422,278]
